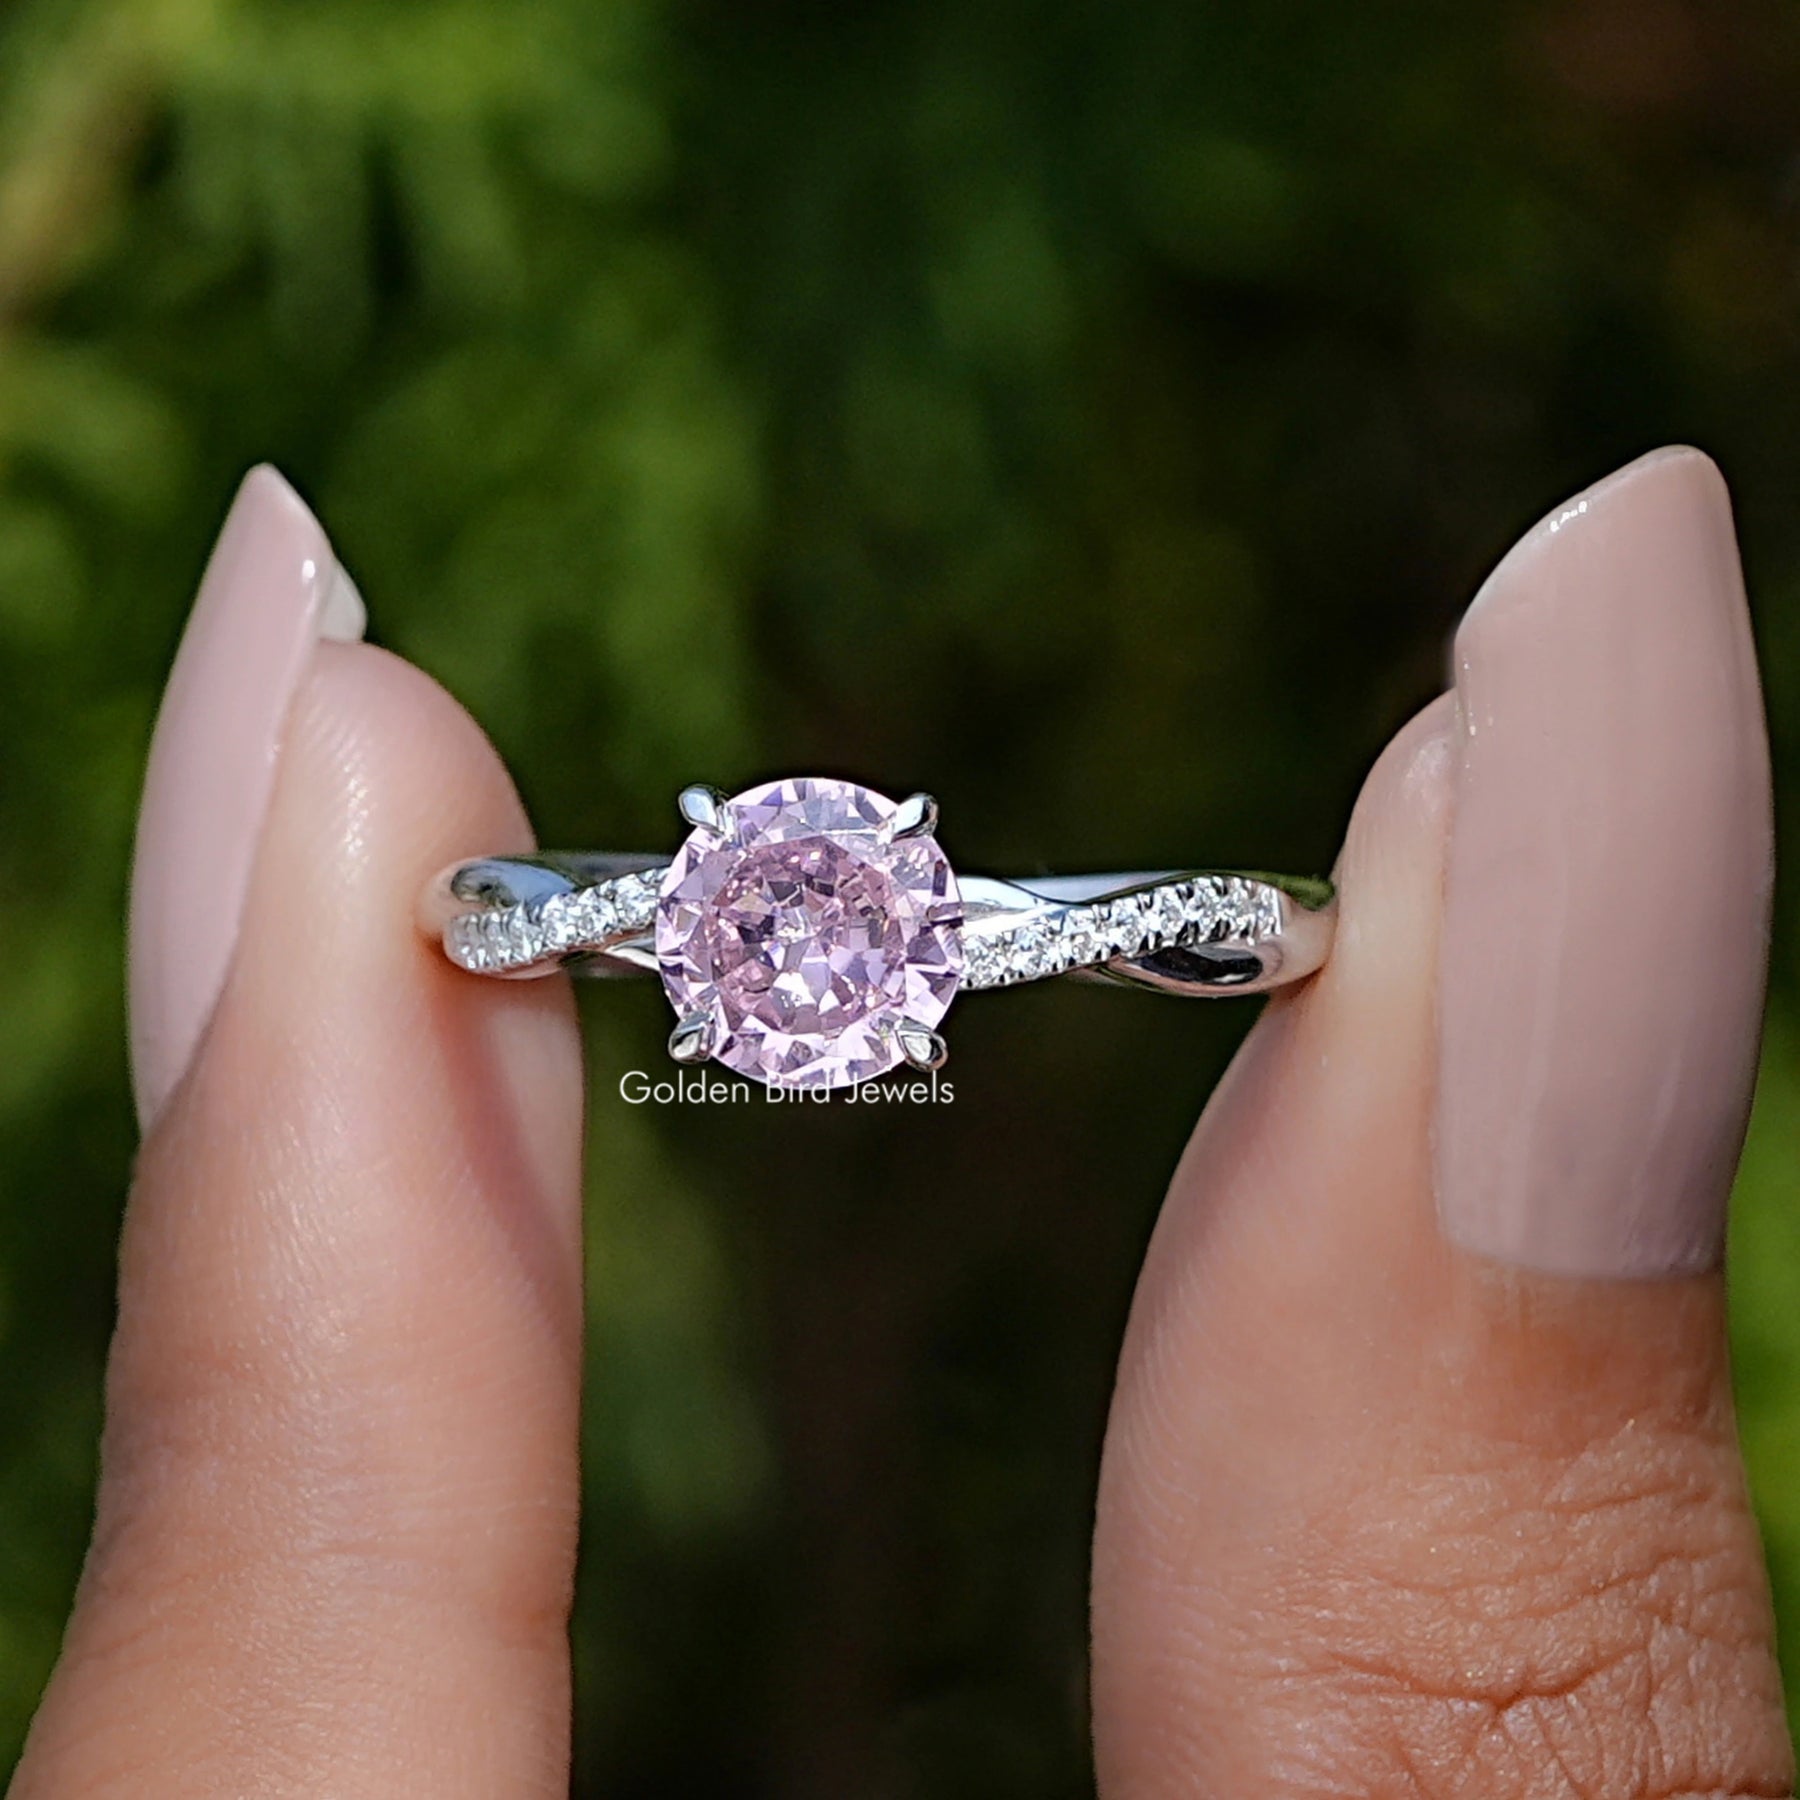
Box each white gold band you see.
[422,856,1335,999]
[421,775,1334,1091]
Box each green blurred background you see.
[2,0,1799,1792]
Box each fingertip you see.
[182,635,584,1262]
[249,638,540,946]
[47,642,588,1793]
[1095,676,1784,1800]
[1336,693,1455,875]
[1320,692,1454,1013]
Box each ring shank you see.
[421,856,1336,998]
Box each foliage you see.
[2,1,1799,1791]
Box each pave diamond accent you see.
[448,866,1287,996]
[443,868,663,975]
[448,864,1288,993]
[959,875,1283,990]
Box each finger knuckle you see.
[1259,1418,1792,1800]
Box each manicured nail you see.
[1435,448,1772,1277]
[128,466,367,1129]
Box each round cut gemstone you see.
[655,777,963,1089]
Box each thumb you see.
[14,470,585,1798]
[1093,449,1790,1797]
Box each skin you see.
[7,655,1794,1794]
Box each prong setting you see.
[678,784,730,835]
[438,772,1332,1092]
[896,1021,949,1072]
[668,1009,715,1065]
[890,792,939,840]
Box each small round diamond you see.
[654,777,963,1089]
[1059,910,1107,969]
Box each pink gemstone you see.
[655,777,963,1089]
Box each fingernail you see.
[1436,448,1773,1277]
[128,466,367,1129]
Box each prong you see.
[678,784,729,834]
[668,1010,715,1065]
[896,1021,949,1072]
[890,792,939,840]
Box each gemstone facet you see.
[654,777,963,1089]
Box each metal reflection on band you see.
[420,776,1335,1092]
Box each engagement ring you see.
[420,776,1335,1092]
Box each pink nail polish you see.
[128,467,367,1129]
[1436,448,1773,1277]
